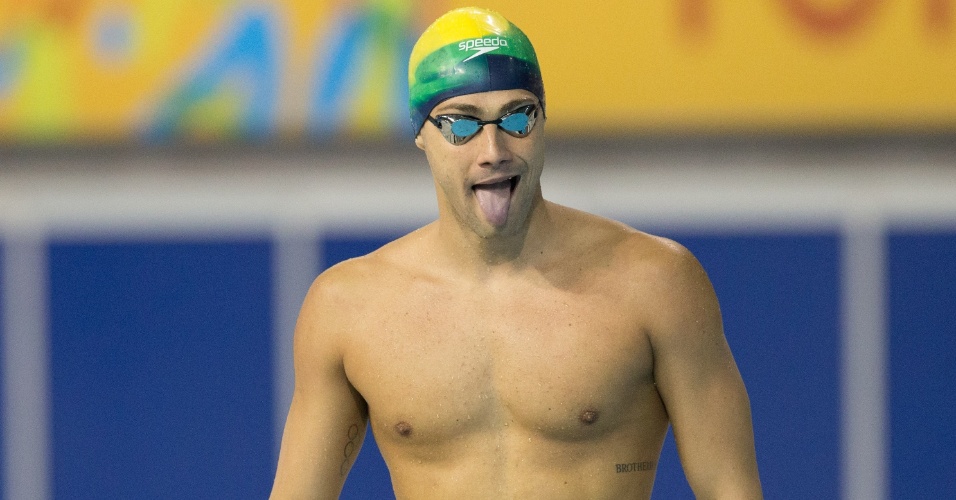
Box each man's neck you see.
[434,198,555,281]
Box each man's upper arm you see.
[646,241,762,499]
[270,272,370,499]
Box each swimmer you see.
[270,7,762,499]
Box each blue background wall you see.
[47,240,275,499]
[888,231,956,499]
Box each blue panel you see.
[49,239,274,499]
[322,234,399,500]
[651,232,842,499]
[889,231,956,499]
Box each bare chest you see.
[343,282,658,446]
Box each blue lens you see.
[450,119,481,137]
[499,112,530,133]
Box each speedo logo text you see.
[459,37,509,62]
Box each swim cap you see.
[408,7,545,136]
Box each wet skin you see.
[270,90,761,499]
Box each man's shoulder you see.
[559,205,695,271]
[613,229,706,291]
[607,228,718,332]
[621,230,698,273]
[309,227,432,299]
[554,207,709,301]
[568,216,719,341]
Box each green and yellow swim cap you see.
[408,7,545,135]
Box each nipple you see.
[395,421,414,437]
[579,408,600,425]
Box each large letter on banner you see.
[778,0,883,37]
[148,10,279,141]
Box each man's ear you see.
[415,133,425,150]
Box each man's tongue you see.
[473,179,512,226]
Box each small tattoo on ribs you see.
[615,461,656,473]
[340,424,360,476]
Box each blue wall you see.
[0,228,953,498]
[888,231,956,498]
[47,240,275,499]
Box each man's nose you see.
[474,125,513,168]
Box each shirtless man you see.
[271,7,761,499]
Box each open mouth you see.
[509,175,520,192]
[472,175,520,194]
[472,175,520,225]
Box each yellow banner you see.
[0,1,954,143]
[0,0,436,143]
[469,0,956,133]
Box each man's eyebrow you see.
[436,103,482,115]
[497,99,535,113]
[435,99,535,116]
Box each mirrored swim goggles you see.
[426,104,538,145]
